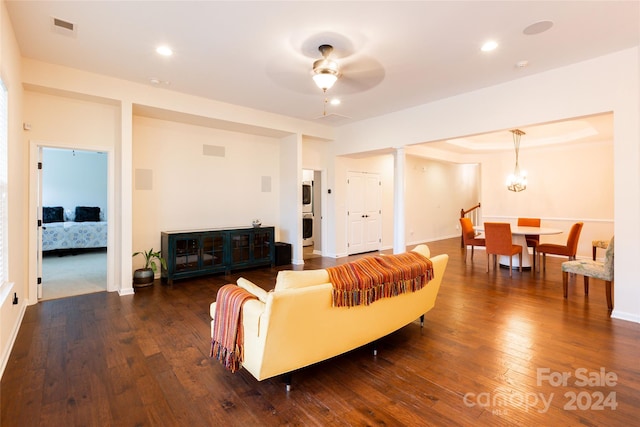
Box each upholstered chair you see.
[562,236,614,312]
[484,222,522,277]
[536,222,584,272]
[592,239,609,260]
[460,217,485,263]
[517,217,541,269]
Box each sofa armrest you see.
[411,244,431,258]
[242,299,266,337]
[210,298,266,338]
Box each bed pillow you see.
[75,206,101,222]
[43,206,64,223]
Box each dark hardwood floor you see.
[2,237,639,426]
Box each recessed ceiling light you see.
[149,78,170,86]
[330,98,341,106]
[156,45,173,56]
[481,40,498,52]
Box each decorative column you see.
[393,147,406,254]
[118,100,134,296]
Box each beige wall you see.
[0,0,25,376]
[479,139,614,257]
[23,91,119,148]
[406,156,480,245]
[131,116,282,269]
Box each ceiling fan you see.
[266,34,385,96]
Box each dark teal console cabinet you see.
[161,226,275,284]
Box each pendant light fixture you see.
[506,129,527,192]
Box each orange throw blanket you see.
[210,284,257,373]
[327,252,434,307]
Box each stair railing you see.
[460,202,481,247]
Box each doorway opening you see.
[302,169,323,260]
[39,147,108,300]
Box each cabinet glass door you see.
[231,232,250,264]
[253,230,272,261]
[202,234,225,268]
[175,237,199,272]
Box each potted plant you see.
[132,248,167,288]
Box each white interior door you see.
[363,174,381,252]
[347,171,381,255]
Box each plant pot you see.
[133,268,155,288]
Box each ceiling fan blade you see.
[333,56,385,94]
[265,57,319,95]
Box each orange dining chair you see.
[484,222,522,277]
[562,236,614,312]
[518,218,540,269]
[536,222,584,272]
[460,217,485,263]
[517,217,541,270]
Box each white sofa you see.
[210,245,449,386]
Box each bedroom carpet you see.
[41,250,107,300]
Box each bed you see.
[42,206,107,252]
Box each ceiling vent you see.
[314,113,352,125]
[50,16,77,37]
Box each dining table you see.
[475,225,563,269]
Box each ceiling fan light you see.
[312,48,339,91]
[312,72,338,91]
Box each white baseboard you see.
[0,282,26,379]
[118,287,135,296]
[611,310,640,324]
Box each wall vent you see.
[261,176,272,193]
[51,16,77,37]
[135,169,153,191]
[203,145,225,157]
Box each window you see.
[0,79,7,285]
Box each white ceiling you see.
[427,112,614,153]
[5,1,639,149]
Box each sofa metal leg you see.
[372,341,378,356]
[284,373,292,392]
[420,314,424,328]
